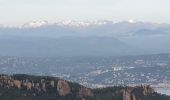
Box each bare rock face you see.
[122,89,137,100]
[132,94,136,100]
[57,80,71,96]
[26,82,32,90]
[13,80,21,89]
[50,81,55,87]
[35,83,41,92]
[22,82,27,87]
[142,85,154,95]
[123,90,131,100]
[8,80,14,87]
[79,87,93,97]
[42,83,46,92]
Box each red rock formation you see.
[26,82,32,90]
[57,80,71,96]
[123,90,131,100]
[79,87,93,97]
[142,85,154,95]
[132,94,136,100]
[13,80,21,89]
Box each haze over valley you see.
[1,0,170,99]
[0,20,170,57]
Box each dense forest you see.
[0,74,170,100]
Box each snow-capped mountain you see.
[0,20,169,38]
[54,20,114,27]
[20,20,113,28]
[0,20,168,29]
[20,20,166,29]
[55,20,91,27]
[22,20,49,28]
[0,20,170,57]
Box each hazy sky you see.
[0,0,170,26]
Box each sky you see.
[0,0,170,26]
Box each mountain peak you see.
[128,19,136,23]
[54,20,114,27]
[22,20,48,28]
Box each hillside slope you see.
[0,74,170,100]
[0,36,137,57]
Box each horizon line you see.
[1,19,170,28]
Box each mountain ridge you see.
[0,20,170,38]
[0,21,170,56]
[0,74,170,100]
[0,36,138,57]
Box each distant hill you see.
[1,21,170,56]
[0,36,138,57]
[0,74,170,100]
[1,21,170,38]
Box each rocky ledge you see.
[0,74,169,100]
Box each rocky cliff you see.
[0,74,169,100]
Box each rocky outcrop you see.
[132,94,136,100]
[0,74,162,100]
[13,80,21,89]
[57,80,71,96]
[0,75,46,92]
[122,89,136,100]
[26,82,32,90]
[123,90,131,100]
[79,87,93,97]
[142,85,154,95]
[42,83,46,91]
[50,80,55,87]
[35,83,41,92]
[122,85,155,100]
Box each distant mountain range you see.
[0,36,137,57]
[0,20,170,57]
[1,20,170,38]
